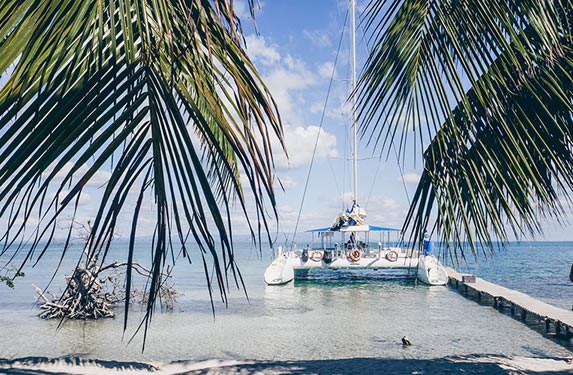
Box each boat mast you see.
[350,0,358,205]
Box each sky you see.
[1,0,572,244]
[232,0,573,243]
[233,0,421,245]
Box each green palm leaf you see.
[0,0,283,340]
[359,0,573,257]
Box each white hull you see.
[264,251,295,285]
[416,255,448,286]
[264,247,420,285]
[265,249,449,286]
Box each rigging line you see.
[326,156,343,207]
[341,115,350,211]
[365,153,383,209]
[393,143,411,205]
[357,15,412,208]
[290,10,349,247]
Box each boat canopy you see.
[307,203,401,233]
[306,224,400,233]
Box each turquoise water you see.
[0,240,571,363]
[443,241,573,311]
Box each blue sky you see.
[233,0,573,243]
[1,0,571,243]
[233,0,421,244]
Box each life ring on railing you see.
[348,248,362,262]
[310,250,323,262]
[386,250,398,262]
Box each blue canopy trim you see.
[369,225,401,232]
[306,225,400,233]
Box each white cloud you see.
[363,197,405,230]
[232,0,251,20]
[57,190,91,206]
[274,125,338,169]
[318,61,335,79]
[48,162,112,187]
[243,32,343,174]
[274,202,333,241]
[244,35,281,66]
[261,57,316,125]
[401,173,420,185]
[304,29,331,48]
[275,174,296,190]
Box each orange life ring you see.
[348,248,361,262]
[310,250,323,262]
[386,250,398,262]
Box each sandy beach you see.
[1,355,573,374]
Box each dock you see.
[446,267,573,338]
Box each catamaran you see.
[264,0,447,287]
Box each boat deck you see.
[446,267,573,337]
[288,247,419,270]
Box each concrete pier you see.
[446,267,573,338]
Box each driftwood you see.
[35,262,178,320]
[34,265,116,320]
[34,221,178,320]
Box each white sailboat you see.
[264,0,447,286]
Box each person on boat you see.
[422,229,432,255]
[301,248,309,263]
[323,250,333,264]
[349,232,358,247]
[345,233,356,250]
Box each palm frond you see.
[0,0,283,341]
[359,0,573,256]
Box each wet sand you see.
[1,355,572,374]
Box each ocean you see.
[0,240,572,364]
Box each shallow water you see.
[0,241,571,363]
[453,241,573,311]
